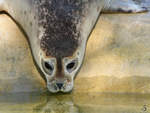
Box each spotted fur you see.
[34,0,85,58]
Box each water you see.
[0,92,149,113]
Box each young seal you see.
[0,0,147,93]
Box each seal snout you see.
[56,83,63,89]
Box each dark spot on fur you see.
[127,10,133,13]
[97,6,100,12]
[35,0,84,58]
[30,22,32,26]
[34,16,36,19]
[24,11,26,15]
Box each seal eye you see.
[42,61,54,75]
[66,60,78,73]
[67,62,75,70]
[45,62,53,71]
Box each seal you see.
[0,0,147,93]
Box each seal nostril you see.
[56,83,63,89]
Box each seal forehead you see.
[35,0,83,58]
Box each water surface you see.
[0,92,149,113]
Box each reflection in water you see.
[33,94,79,113]
[34,99,79,113]
[0,92,149,113]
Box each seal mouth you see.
[47,79,74,93]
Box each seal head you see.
[35,0,84,93]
